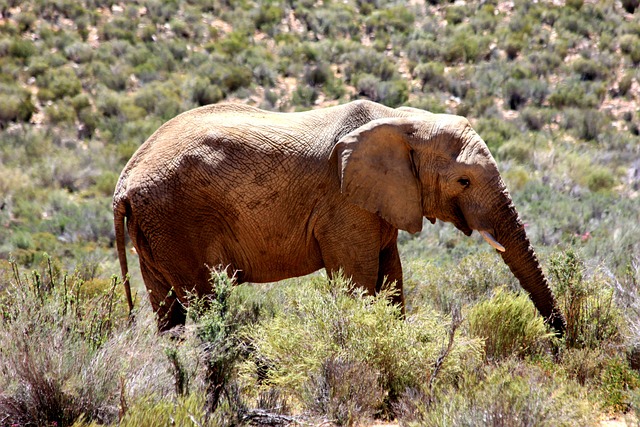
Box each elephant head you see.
[332,115,566,334]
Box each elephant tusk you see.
[479,230,505,252]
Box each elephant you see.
[113,100,566,334]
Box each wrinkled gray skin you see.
[114,100,566,334]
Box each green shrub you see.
[414,61,447,91]
[355,75,409,107]
[468,287,554,361]
[399,360,596,426]
[209,63,253,94]
[549,250,623,349]
[119,393,214,427]
[187,269,268,412]
[15,11,37,32]
[365,5,415,35]
[341,48,397,83]
[11,230,34,250]
[561,108,608,141]
[8,38,36,59]
[503,79,529,110]
[442,25,487,64]
[572,57,608,81]
[599,357,640,413]
[99,16,137,43]
[253,3,285,35]
[63,41,94,63]
[405,39,443,64]
[404,252,516,314]
[497,138,533,163]
[618,71,635,96]
[36,67,82,101]
[45,102,77,125]
[406,95,446,114]
[303,62,332,87]
[0,83,36,125]
[549,80,604,109]
[242,275,483,416]
[474,117,519,152]
[189,77,224,106]
[586,167,616,193]
[292,85,318,108]
[27,52,67,77]
[520,106,553,131]
[445,5,467,25]
[133,82,182,120]
[502,164,532,191]
[620,34,640,64]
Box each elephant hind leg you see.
[140,261,187,332]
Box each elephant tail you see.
[114,198,135,317]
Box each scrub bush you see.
[549,250,623,349]
[36,67,82,101]
[467,287,554,361]
[242,275,483,418]
[398,360,596,426]
[0,83,36,125]
[0,258,171,426]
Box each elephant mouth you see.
[452,205,473,236]
[453,220,473,237]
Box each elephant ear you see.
[331,118,423,234]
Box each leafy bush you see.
[0,83,36,125]
[242,275,483,417]
[442,25,488,64]
[548,80,602,109]
[414,61,447,91]
[291,85,318,108]
[468,287,554,361]
[355,74,409,107]
[189,77,224,106]
[63,41,94,63]
[520,106,553,131]
[572,57,608,81]
[549,250,623,349]
[36,67,82,101]
[474,117,520,152]
[341,48,397,83]
[398,360,596,426]
[561,108,609,142]
[8,38,36,60]
[45,102,77,125]
[586,167,616,193]
[620,34,640,64]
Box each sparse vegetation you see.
[1,0,639,425]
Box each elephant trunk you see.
[494,201,566,335]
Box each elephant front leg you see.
[377,244,405,314]
[317,234,380,297]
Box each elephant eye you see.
[458,177,470,188]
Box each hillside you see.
[1,0,640,425]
